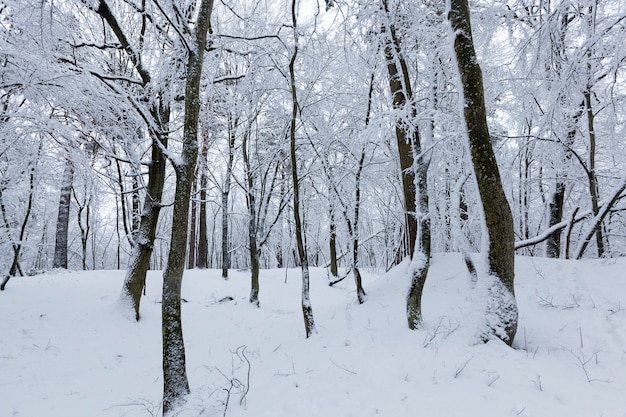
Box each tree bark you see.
[121,103,169,321]
[187,175,197,269]
[93,0,170,320]
[0,157,37,290]
[450,0,518,344]
[381,0,430,328]
[161,1,213,413]
[242,130,261,306]
[196,135,209,269]
[52,158,74,269]
[381,7,417,260]
[221,117,236,279]
[289,0,315,338]
[329,207,338,278]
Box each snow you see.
[2,254,626,417]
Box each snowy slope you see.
[2,254,625,417]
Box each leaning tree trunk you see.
[120,103,169,321]
[382,16,417,261]
[52,158,74,269]
[161,1,213,413]
[94,0,171,320]
[0,158,37,290]
[450,0,518,345]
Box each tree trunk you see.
[289,0,315,338]
[221,117,236,279]
[352,146,367,304]
[328,207,338,278]
[584,88,604,257]
[0,157,36,290]
[161,1,213,414]
[196,137,209,269]
[382,10,417,260]
[121,103,169,321]
[73,188,91,271]
[381,0,430,328]
[53,158,74,269]
[187,175,197,269]
[574,174,626,259]
[242,130,261,306]
[450,0,518,344]
[546,182,565,258]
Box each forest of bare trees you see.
[2,0,625,412]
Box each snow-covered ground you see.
[2,254,625,417]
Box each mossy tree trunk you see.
[161,0,214,413]
[449,0,518,344]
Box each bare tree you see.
[449,0,518,344]
[289,0,315,338]
[381,0,431,328]
[161,0,214,412]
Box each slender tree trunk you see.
[93,0,170,319]
[197,135,209,269]
[242,130,261,306]
[450,0,518,344]
[381,0,430,328]
[53,158,74,269]
[289,0,315,338]
[382,13,417,260]
[131,173,140,237]
[328,207,338,277]
[352,146,367,304]
[73,189,91,271]
[221,117,236,279]
[161,1,213,413]
[187,175,197,269]
[584,89,604,257]
[115,157,133,248]
[0,159,36,290]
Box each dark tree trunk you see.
[196,137,209,269]
[114,157,133,248]
[0,158,37,290]
[73,187,91,271]
[53,158,74,269]
[382,12,417,260]
[290,0,315,338]
[161,1,213,413]
[450,0,518,345]
[242,130,261,306]
[197,175,208,268]
[381,0,430,328]
[584,89,604,257]
[121,103,169,321]
[131,174,140,237]
[187,175,197,269]
[329,207,338,278]
[94,0,169,320]
[352,147,367,304]
[221,117,236,279]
